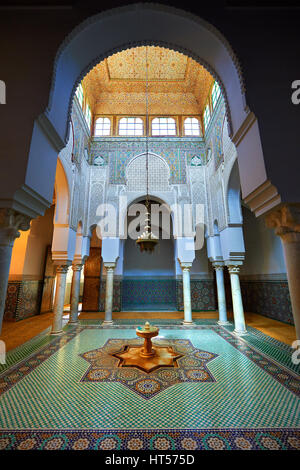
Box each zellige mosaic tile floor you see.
[0,322,299,450]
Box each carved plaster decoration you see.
[227,265,241,274]
[265,203,300,242]
[60,54,240,244]
[0,209,31,245]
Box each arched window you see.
[203,104,211,130]
[85,103,92,129]
[75,83,84,108]
[184,118,201,136]
[152,117,176,136]
[119,117,143,136]
[94,117,111,136]
[211,81,221,109]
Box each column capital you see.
[72,263,83,272]
[212,261,225,271]
[0,209,31,245]
[55,264,70,274]
[104,262,116,271]
[265,203,300,242]
[227,265,241,274]
[180,262,193,271]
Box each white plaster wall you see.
[190,242,212,278]
[23,206,54,278]
[240,206,286,277]
[123,234,175,278]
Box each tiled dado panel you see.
[83,277,292,321]
[122,279,177,311]
[4,280,44,321]
[4,282,20,320]
[121,279,217,311]
[99,280,122,312]
[176,279,217,311]
[241,280,294,325]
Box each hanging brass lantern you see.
[136,200,158,253]
[136,46,158,254]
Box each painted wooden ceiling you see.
[83,46,214,116]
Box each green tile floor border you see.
[98,321,300,375]
[0,327,52,374]
[1,427,299,450]
[0,327,298,430]
[0,323,74,374]
[78,318,300,375]
[79,318,217,326]
[222,324,299,374]
[1,319,299,377]
[245,325,295,353]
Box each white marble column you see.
[51,264,69,335]
[266,204,300,339]
[103,262,115,325]
[181,262,193,325]
[228,265,247,335]
[213,263,229,325]
[69,263,83,324]
[0,209,31,333]
[280,232,300,340]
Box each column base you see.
[50,330,64,336]
[103,320,114,326]
[217,320,231,326]
[233,328,247,336]
[68,320,79,325]
[182,320,195,326]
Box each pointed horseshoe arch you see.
[45,3,248,146]
[32,3,271,221]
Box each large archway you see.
[31,3,271,222]
[122,195,176,311]
[0,3,285,335]
[48,4,246,141]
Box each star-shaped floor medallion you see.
[79,338,219,399]
[112,345,183,373]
